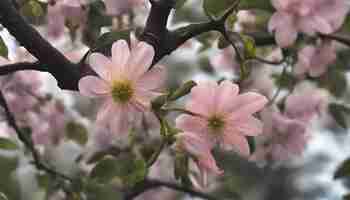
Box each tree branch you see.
[0,90,73,182]
[0,61,45,75]
[0,0,81,90]
[125,178,219,200]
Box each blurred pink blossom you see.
[210,46,239,72]
[176,80,267,158]
[284,86,328,122]
[269,0,349,47]
[250,109,309,163]
[295,40,336,77]
[103,0,145,16]
[47,0,87,38]
[78,40,166,136]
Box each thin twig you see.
[0,91,74,182]
[125,178,219,200]
[267,64,288,106]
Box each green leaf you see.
[174,152,191,186]
[334,158,350,179]
[90,154,147,186]
[65,122,88,145]
[218,36,230,49]
[90,157,121,183]
[242,35,256,59]
[203,0,236,19]
[271,72,297,90]
[0,36,8,58]
[247,136,255,153]
[316,68,347,97]
[93,30,131,56]
[168,80,197,101]
[238,0,274,11]
[21,0,44,18]
[85,182,122,200]
[0,138,18,150]
[328,103,350,129]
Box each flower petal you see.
[229,92,268,118]
[89,53,113,81]
[176,114,208,136]
[216,80,239,114]
[136,65,166,91]
[225,116,263,136]
[109,105,133,135]
[221,133,250,157]
[127,42,155,80]
[78,76,110,97]
[96,98,115,123]
[186,81,218,116]
[112,40,130,75]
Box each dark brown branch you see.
[0,0,81,90]
[0,61,45,75]
[125,178,219,200]
[319,33,350,47]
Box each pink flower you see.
[210,46,239,72]
[176,80,268,157]
[78,40,166,135]
[103,0,145,16]
[269,0,349,47]
[175,132,223,185]
[47,0,87,38]
[295,40,336,77]
[284,87,328,122]
[250,110,309,163]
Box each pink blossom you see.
[176,80,268,158]
[78,40,166,135]
[269,0,349,47]
[103,0,145,16]
[210,46,239,72]
[295,40,336,77]
[250,109,309,163]
[47,0,87,38]
[175,132,223,179]
[284,87,328,122]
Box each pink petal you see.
[295,46,315,76]
[221,133,250,157]
[198,154,223,175]
[109,105,133,135]
[96,98,115,123]
[274,25,298,47]
[229,92,268,118]
[112,40,130,75]
[136,65,166,91]
[311,16,334,34]
[226,116,263,136]
[78,76,110,97]
[268,12,286,33]
[216,80,239,114]
[89,53,113,81]
[186,81,218,116]
[176,132,213,157]
[175,115,208,136]
[127,42,155,80]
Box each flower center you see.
[111,80,133,103]
[207,116,225,134]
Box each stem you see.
[0,91,74,182]
[0,62,44,75]
[125,178,219,200]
